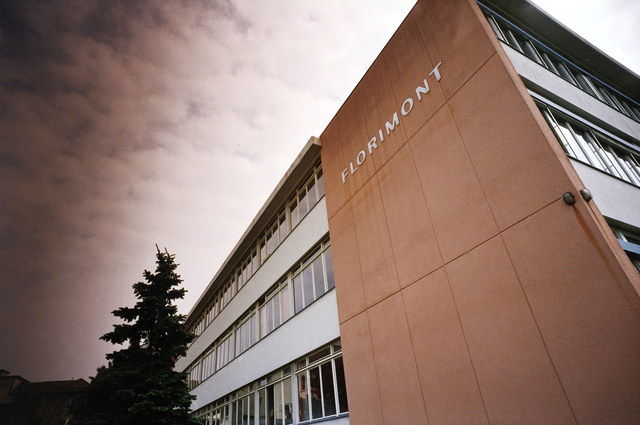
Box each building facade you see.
[178,0,640,424]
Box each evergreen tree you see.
[74,248,200,425]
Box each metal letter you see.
[367,137,378,154]
[341,168,349,184]
[429,61,442,81]
[385,112,399,135]
[401,98,414,116]
[415,79,430,101]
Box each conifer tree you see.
[74,248,200,425]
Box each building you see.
[177,0,640,423]
[0,370,88,425]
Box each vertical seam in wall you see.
[363,308,389,425]
[399,289,432,425]
[345,197,386,424]
[381,48,411,145]
[498,231,579,424]
[373,163,429,422]
[442,265,492,424]
[345,199,371,317]
[373,167,405,293]
[446,56,502,234]
[406,139,446,268]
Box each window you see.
[540,104,640,187]
[259,280,291,338]
[192,342,347,424]
[187,163,326,344]
[186,238,336,389]
[296,343,348,423]
[293,243,334,314]
[480,4,640,123]
[236,311,258,356]
[216,332,235,371]
[259,371,293,425]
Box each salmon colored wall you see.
[320,0,640,423]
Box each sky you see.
[0,0,638,383]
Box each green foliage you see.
[73,248,201,425]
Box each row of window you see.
[539,104,640,187]
[192,341,348,425]
[480,5,640,123]
[189,164,326,338]
[187,240,335,390]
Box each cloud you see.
[0,0,416,381]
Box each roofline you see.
[478,0,640,102]
[184,136,322,326]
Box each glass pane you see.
[602,148,625,179]
[283,377,293,424]
[260,305,267,338]
[321,362,337,416]
[236,326,242,355]
[267,384,275,425]
[575,130,607,171]
[486,15,505,41]
[248,394,255,425]
[312,256,325,299]
[307,179,317,208]
[293,275,304,314]
[556,121,589,163]
[274,382,283,424]
[279,215,288,242]
[260,241,267,264]
[222,405,229,425]
[621,155,640,184]
[267,231,274,255]
[297,374,309,422]
[267,299,274,334]
[230,401,238,425]
[228,337,235,362]
[324,247,334,290]
[317,169,324,198]
[299,189,309,218]
[556,62,576,84]
[503,29,519,50]
[259,389,266,425]
[309,348,331,364]
[281,284,291,323]
[245,320,251,350]
[290,201,299,229]
[251,314,258,345]
[541,52,558,74]
[309,367,323,419]
[303,266,314,307]
[335,357,348,413]
[252,251,258,275]
[273,294,281,329]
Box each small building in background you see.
[0,370,88,425]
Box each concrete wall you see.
[320,0,640,423]
[503,44,640,143]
